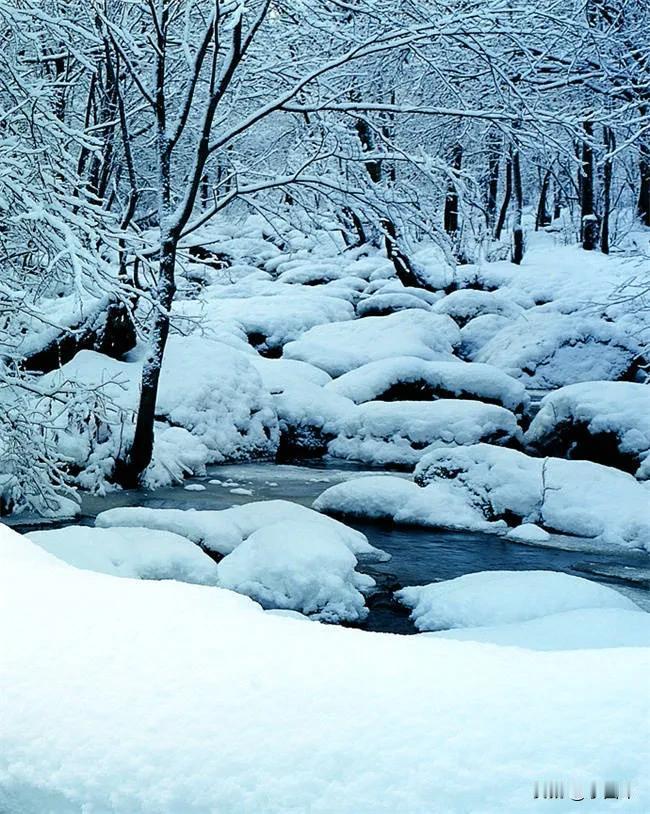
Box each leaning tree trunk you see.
[580,120,599,250]
[114,240,177,488]
[601,126,615,254]
[511,148,524,264]
[494,155,512,241]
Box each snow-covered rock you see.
[216,520,375,622]
[414,444,650,550]
[2,523,649,813]
[432,289,525,327]
[474,311,641,388]
[505,523,552,544]
[328,400,522,467]
[326,357,528,413]
[96,499,389,561]
[525,381,650,478]
[249,356,332,393]
[458,314,514,360]
[283,310,460,376]
[395,570,639,631]
[427,607,650,650]
[356,291,431,317]
[28,525,218,585]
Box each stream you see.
[14,460,650,634]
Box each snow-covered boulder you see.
[427,608,650,651]
[96,499,389,561]
[458,314,514,360]
[395,570,639,631]
[216,521,375,622]
[28,526,218,585]
[432,289,525,327]
[273,383,356,458]
[356,291,431,317]
[249,356,332,393]
[475,312,641,388]
[283,310,461,377]
[326,357,528,413]
[328,400,522,467]
[414,444,650,550]
[525,381,650,478]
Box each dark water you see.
[13,460,650,634]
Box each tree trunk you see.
[494,155,512,241]
[535,167,552,230]
[486,137,500,231]
[443,143,462,236]
[114,241,176,488]
[580,120,599,251]
[638,139,650,227]
[511,148,524,264]
[601,126,615,254]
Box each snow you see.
[395,570,639,631]
[414,444,650,550]
[326,356,528,412]
[505,523,552,544]
[328,400,522,466]
[96,499,389,561]
[273,383,356,456]
[525,381,650,478]
[216,520,375,622]
[27,525,218,585]
[474,311,641,388]
[356,290,431,317]
[248,356,332,393]
[459,313,514,360]
[283,310,460,376]
[2,523,649,813]
[432,288,527,326]
[427,607,650,650]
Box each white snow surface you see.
[427,607,650,650]
[283,310,460,376]
[1,524,649,813]
[525,381,650,478]
[328,400,522,466]
[216,520,374,622]
[27,525,218,585]
[96,499,388,561]
[326,356,528,412]
[395,570,639,631]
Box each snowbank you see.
[432,288,526,327]
[328,400,521,467]
[326,356,528,412]
[96,499,389,561]
[217,520,374,622]
[28,525,218,585]
[427,607,650,650]
[395,570,638,631]
[2,523,649,813]
[475,311,641,388]
[284,310,460,376]
[525,381,650,478]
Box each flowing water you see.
[14,460,650,634]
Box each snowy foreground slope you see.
[1,524,649,814]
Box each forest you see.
[1,1,649,812]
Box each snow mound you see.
[326,357,528,413]
[395,570,639,631]
[356,291,431,317]
[328,400,522,467]
[96,499,389,561]
[427,607,650,650]
[28,525,218,585]
[217,520,375,622]
[283,310,460,376]
[525,381,650,478]
[414,444,650,550]
[505,523,552,544]
[2,523,649,813]
[249,356,332,393]
[459,314,513,360]
[432,289,525,327]
[475,312,641,388]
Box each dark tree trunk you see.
[494,156,512,241]
[382,219,423,289]
[638,139,650,227]
[601,126,615,254]
[580,120,599,251]
[114,242,176,488]
[511,148,524,264]
[443,143,462,236]
[341,207,367,247]
[535,167,552,230]
[486,137,500,231]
